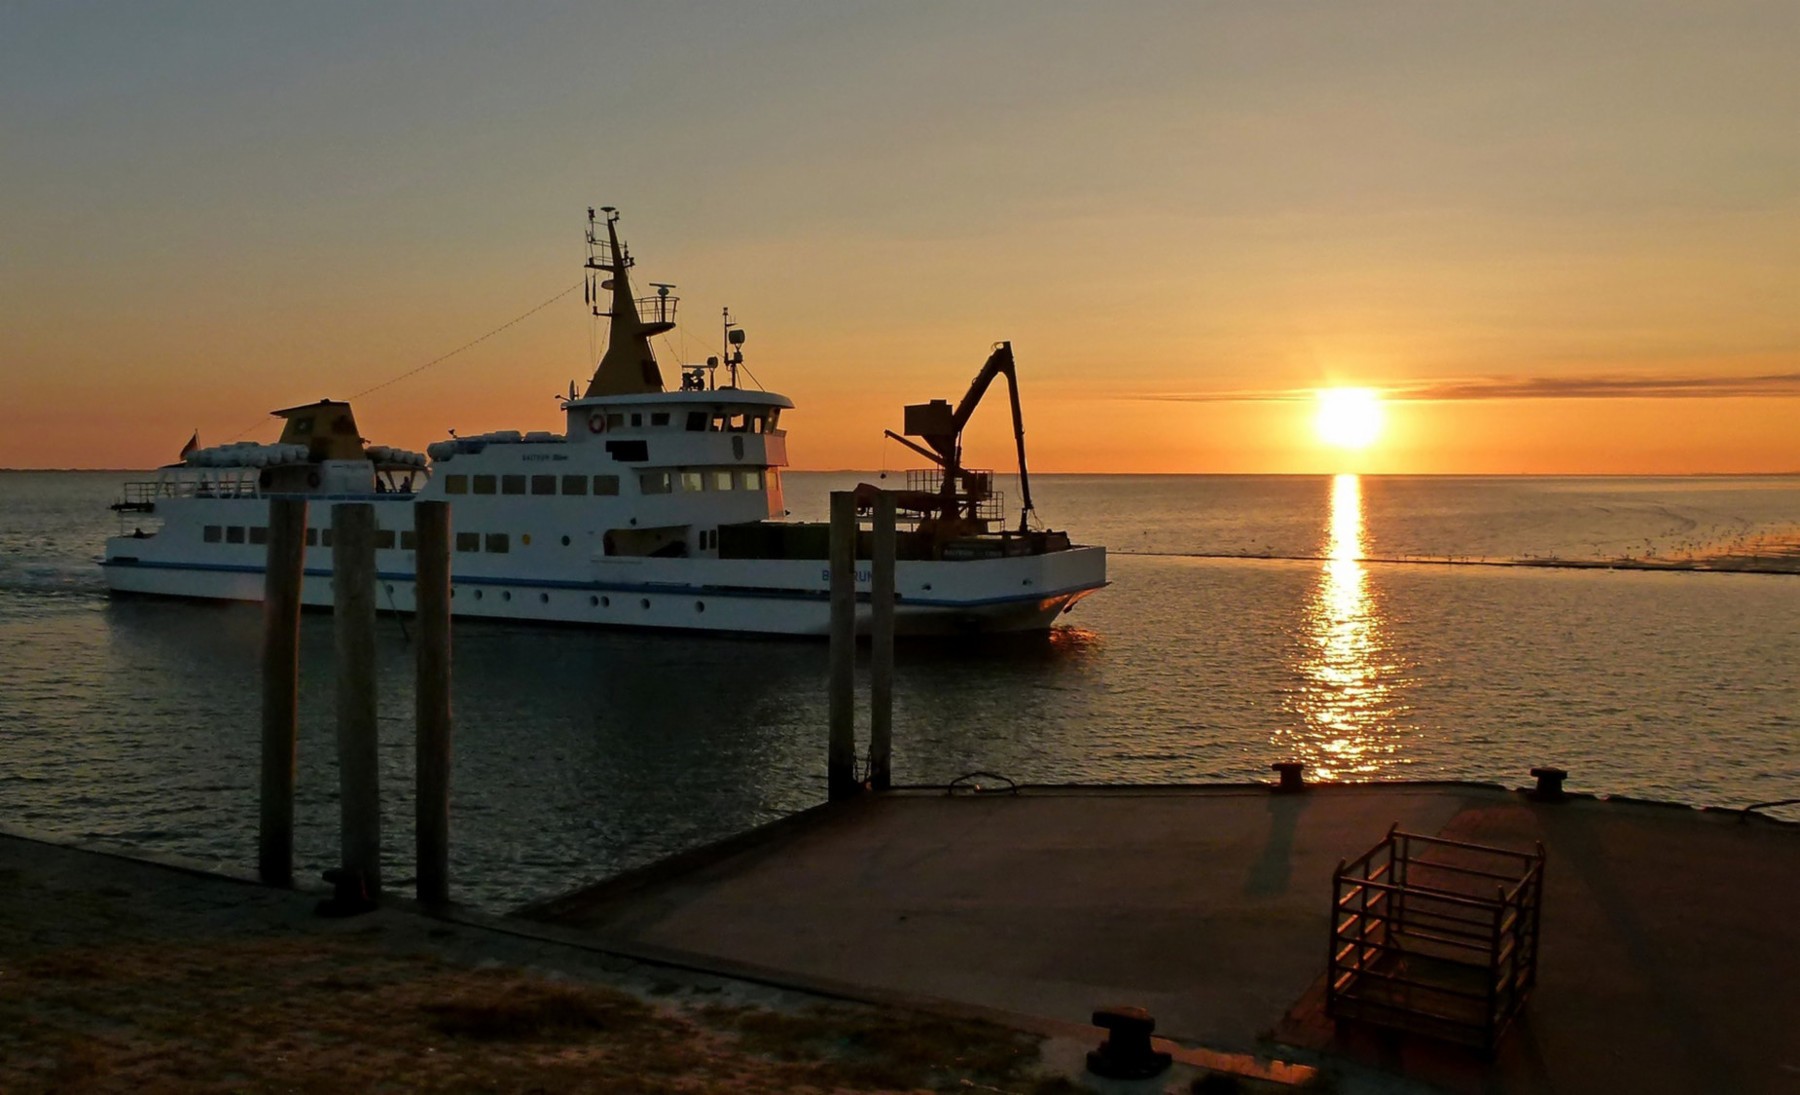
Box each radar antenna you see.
[722,308,746,389]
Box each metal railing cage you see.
[1326,825,1545,1053]
[634,293,678,327]
[903,467,1004,525]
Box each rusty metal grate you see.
[1327,825,1544,1053]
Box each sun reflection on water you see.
[1281,474,1408,778]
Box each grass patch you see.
[699,1001,1046,1092]
[422,976,653,1041]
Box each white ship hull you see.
[102,526,1105,636]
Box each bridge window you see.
[766,409,780,431]
[375,529,396,550]
[640,471,671,495]
[305,529,318,546]
[630,413,642,427]
[226,526,245,544]
[738,469,764,490]
[249,526,269,545]
[444,475,468,495]
[472,475,496,495]
[593,474,620,496]
[651,412,670,427]
[686,411,706,432]
[501,475,526,495]
[203,525,222,543]
[561,474,587,495]
[606,413,625,430]
[485,533,510,554]
[321,529,333,547]
[400,530,417,550]
[680,471,704,492]
[531,475,556,496]
[455,532,479,552]
[712,471,733,491]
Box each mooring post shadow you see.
[869,491,896,791]
[413,500,453,905]
[827,491,858,800]
[258,497,307,887]
[330,502,381,908]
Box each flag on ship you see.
[179,431,198,460]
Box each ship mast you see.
[581,207,677,398]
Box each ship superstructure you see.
[101,209,1107,635]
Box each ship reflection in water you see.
[1282,473,1409,778]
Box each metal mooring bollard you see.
[1087,1005,1171,1080]
[1530,766,1569,802]
[1271,761,1307,794]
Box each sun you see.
[1314,388,1385,450]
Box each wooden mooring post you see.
[869,491,896,791]
[827,492,858,800]
[413,501,452,905]
[332,502,381,899]
[258,497,307,886]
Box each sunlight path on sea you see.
[1281,474,1410,778]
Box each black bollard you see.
[1087,1005,1171,1079]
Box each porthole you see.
[474,589,483,600]
[922,583,932,591]
[601,596,611,607]
[589,595,599,607]
[384,583,394,595]
[640,598,650,609]
[539,593,549,604]
[695,600,705,613]
[502,591,512,602]
[522,534,532,546]
[561,535,571,546]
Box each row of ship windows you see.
[441,469,767,497]
[204,525,423,550]
[201,528,706,556]
[597,409,780,434]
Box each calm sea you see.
[2,471,1796,910]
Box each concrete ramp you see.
[528,783,1800,1093]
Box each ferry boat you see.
[100,209,1107,635]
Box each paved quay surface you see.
[529,783,1800,1095]
[0,824,1318,1093]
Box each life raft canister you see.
[588,412,607,434]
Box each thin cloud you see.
[1141,371,1800,403]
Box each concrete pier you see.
[526,782,1800,1095]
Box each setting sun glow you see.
[1314,388,1386,450]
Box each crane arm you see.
[949,342,1033,530]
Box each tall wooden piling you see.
[413,501,452,905]
[869,491,896,791]
[827,491,858,800]
[258,497,308,886]
[332,502,381,898]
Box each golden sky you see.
[3,3,1796,473]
